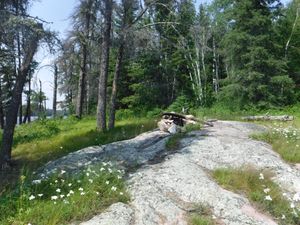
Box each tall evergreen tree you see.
[220,0,294,108]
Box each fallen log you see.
[158,112,214,133]
[241,115,294,121]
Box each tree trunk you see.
[212,37,219,93]
[108,38,125,129]
[76,1,92,119]
[96,0,113,131]
[76,55,87,119]
[53,64,58,118]
[0,24,41,167]
[23,76,31,124]
[0,78,4,129]
[17,2,22,125]
[18,104,22,125]
[39,79,43,115]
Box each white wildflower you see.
[60,146,63,149]
[291,202,295,208]
[108,168,112,173]
[69,190,74,194]
[105,181,110,185]
[38,194,43,197]
[281,214,286,220]
[263,188,270,194]
[55,180,58,183]
[86,172,90,177]
[67,193,71,197]
[56,188,61,193]
[265,195,272,201]
[68,183,72,187]
[111,186,117,191]
[293,193,300,202]
[80,192,85,196]
[100,167,105,171]
[60,170,66,175]
[259,173,264,180]
[54,201,57,204]
[88,179,93,183]
[95,191,99,195]
[32,179,41,185]
[78,187,83,191]
[120,192,124,195]
[51,196,58,200]
[29,195,35,200]
[283,193,287,196]
[60,195,65,198]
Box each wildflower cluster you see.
[259,172,300,222]
[0,162,128,225]
[271,123,300,142]
[29,162,126,205]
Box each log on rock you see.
[242,115,294,121]
[158,112,204,133]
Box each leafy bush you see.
[167,95,194,113]
[13,119,61,145]
[115,109,136,120]
[146,108,162,118]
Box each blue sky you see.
[29,0,291,109]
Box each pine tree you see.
[220,0,294,108]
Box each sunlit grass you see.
[12,117,156,168]
[252,118,300,163]
[212,168,300,224]
[0,116,156,192]
[0,163,129,225]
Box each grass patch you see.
[212,168,300,224]
[0,163,129,225]
[165,124,201,151]
[251,119,300,163]
[188,205,216,225]
[0,116,156,192]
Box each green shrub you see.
[146,108,163,118]
[167,95,194,113]
[115,109,136,120]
